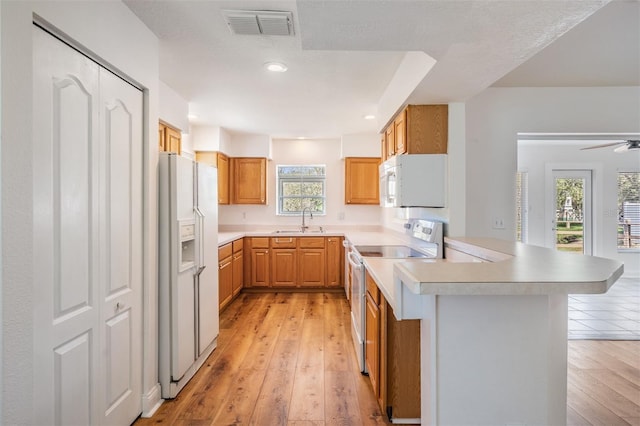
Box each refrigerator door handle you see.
[195,265,206,277]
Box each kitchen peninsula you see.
[365,237,624,426]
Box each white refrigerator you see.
[158,152,219,398]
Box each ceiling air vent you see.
[222,10,294,36]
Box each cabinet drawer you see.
[250,237,269,248]
[366,271,380,304]
[232,238,243,253]
[219,242,232,260]
[271,237,297,248]
[299,237,325,248]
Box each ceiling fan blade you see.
[580,141,625,150]
[614,140,640,153]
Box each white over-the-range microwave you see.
[379,154,447,208]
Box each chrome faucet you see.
[301,207,313,232]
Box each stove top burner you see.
[354,245,434,259]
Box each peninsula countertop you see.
[395,237,624,296]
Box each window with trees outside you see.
[618,171,640,251]
[277,165,326,215]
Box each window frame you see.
[617,170,640,252]
[276,164,327,216]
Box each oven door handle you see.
[348,252,363,270]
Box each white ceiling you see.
[124,0,639,139]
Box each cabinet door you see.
[394,108,407,155]
[217,153,230,205]
[232,157,266,204]
[164,125,182,154]
[345,157,380,205]
[272,249,297,287]
[386,125,395,157]
[159,123,166,151]
[365,291,380,396]
[219,255,233,310]
[380,133,387,162]
[251,248,270,287]
[406,104,448,154]
[326,237,343,287]
[232,250,243,296]
[298,249,325,287]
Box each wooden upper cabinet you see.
[345,157,380,205]
[380,133,387,162]
[385,125,395,158]
[217,153,230,205]
[394,108,407,155]
[232,157,267,204]
[158,122,181,155]
[383,104,448,157]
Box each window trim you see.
[617,170,640,252]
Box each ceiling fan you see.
[580,139,640,153]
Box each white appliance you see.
[379,154,447,207]
[348,220,443,373]
[158,152,219,398]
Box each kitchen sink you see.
[272,228,325,234]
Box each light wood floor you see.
[135,292,640,426]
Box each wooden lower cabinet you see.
[244,236,343,289]
[365,291,381,395]
[232,239,243,296]
[326,237,343,287]
[365,271,420,422]
[271,249,297,287]
[218,243,233,311]
[298,249,325,287]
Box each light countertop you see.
[394,237,624,296]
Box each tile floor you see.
[568,276,640,340]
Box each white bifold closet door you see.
[32,25,143,425]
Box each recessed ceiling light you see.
[188,114,199,121]
[265,62,288,72]
[296,136,306,140]
[363,114,375,120]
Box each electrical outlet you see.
[492,217,505,229]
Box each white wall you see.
[519,141,640,277]
[340,132,381,158]
[465,87,640,243]
[219,138,382,228]
[1,2,160,422]
[159,81,189,132]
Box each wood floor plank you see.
[279,293,308,341]
[567,386,632,426]
[568,368,640,419]
[210,367,266,424]
[238,303,289,370]
[583,370,640,414]
[250,367,296,425]
[323,292,352,372]
[289,367,326,422]
[324,370,362,424]
[568,404,593,426]
[297,318,325,370]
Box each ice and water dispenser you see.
[178,220,196,272]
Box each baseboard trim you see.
[141,383,163,418]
